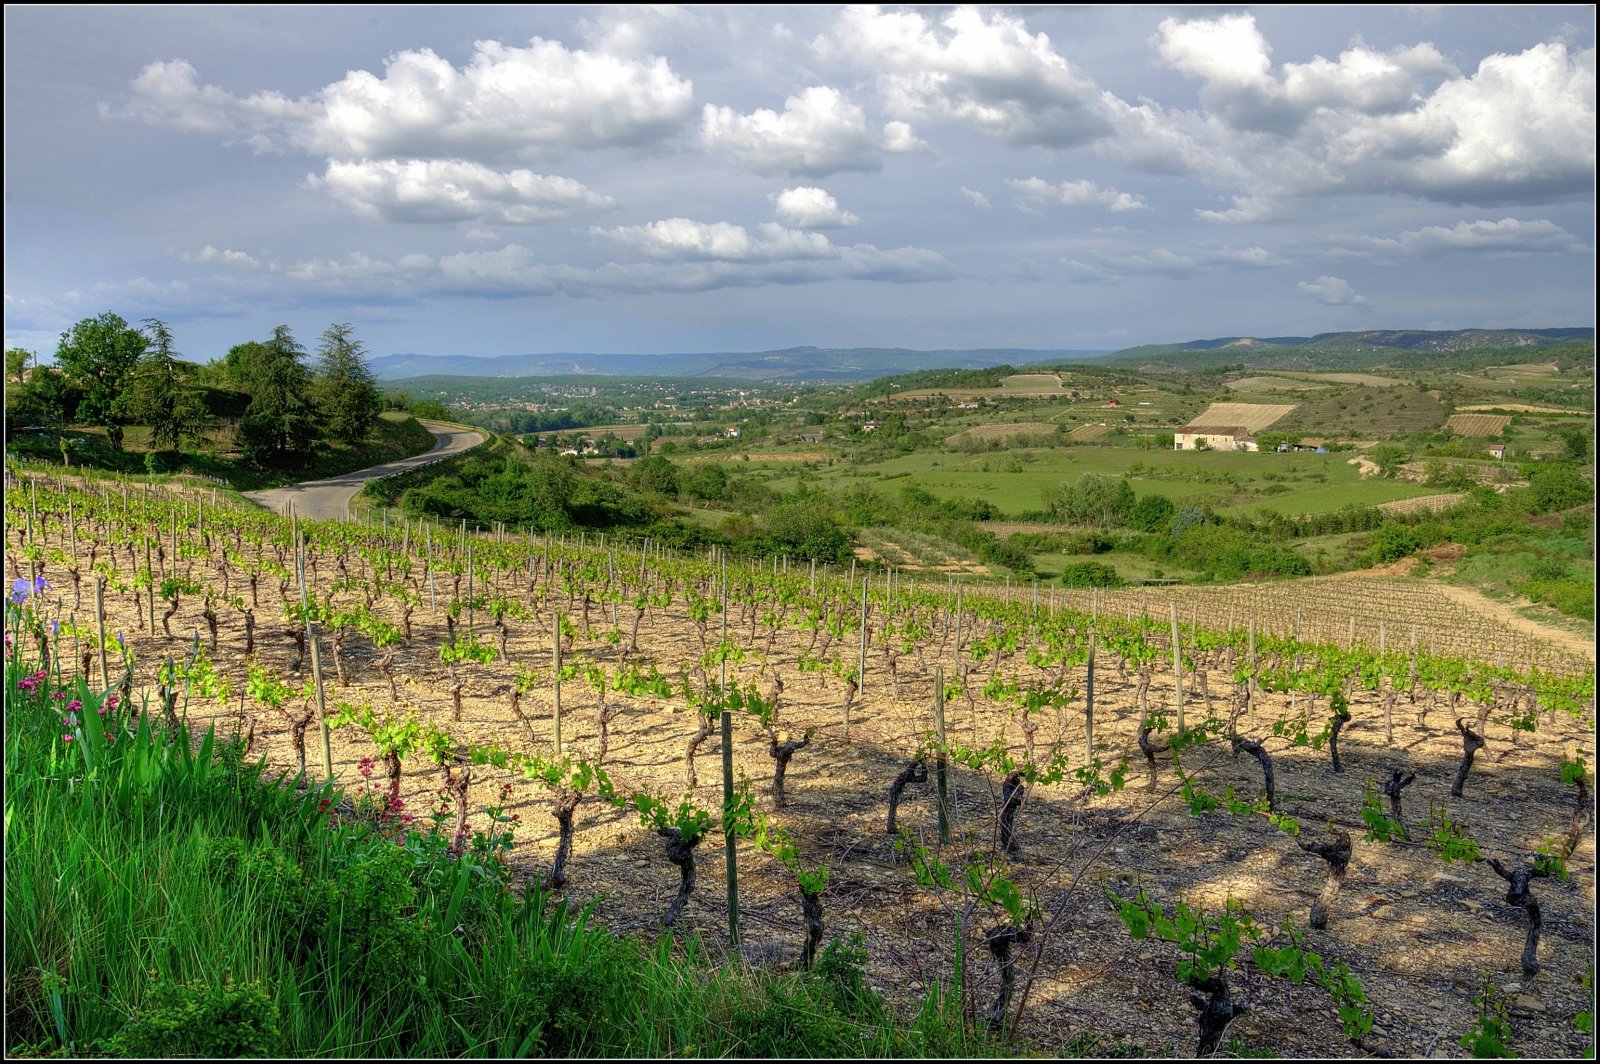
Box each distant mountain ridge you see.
[1100,328,1593,371]
[369,329,1591,382]
[368,346,1113,381]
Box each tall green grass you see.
[4,609,1000,1058]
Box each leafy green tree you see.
[1127,493,1176,533]
[1046,474,1136,528]
[5,347,31,383]
[766,499,851,563]
[630,454,680,497]
[313,323,381,444]
[114,319,210,452]
[412,399,452,420]
[237,325,321,464]
[1558,427,1591,462]
[4,366,72,438]
[54,312,147,449]
[1371,444,1406,477]
[680,462,729,501]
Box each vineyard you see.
[5,464,1596,1058]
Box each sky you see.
[4,4,1595,367]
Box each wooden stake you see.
[934,665,949,843]
[297,537,333,783]
[1085,630,1097,760]
[95,576,109,691]
[1170,602,1184,733]
[553,611,564,755]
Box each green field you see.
[758,445,1438,518]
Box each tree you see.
[1046,473,1136,528]
[114,319,210,452]
[54,313,147,449]
[237,325,321,464]
[4,366,71,439]
[630,454,680,497]
[1371,444,1406,478]
[5,347,31,384]
[313,323,381,444]
[1127,493,1176,533]
[765,500,851,563]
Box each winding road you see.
[243,420,486,520]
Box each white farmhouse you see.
[1174,424,1258,452]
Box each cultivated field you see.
[1284,373,1409,388]
[943,422,1058,445]
[1187,403,1298,432]
[1446,414,1513,437]
[8,470,1594,1060]
[1225,376,1330,393]
[1376,493,1471,515]
[1457,404,1588,415]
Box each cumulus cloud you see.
[116,37,696,162]
[307,158,615,223]
[1195,196,1281,224]
[700,85,883,176]
[1152,14,1594,205]
[1331,217,1587,259]
[1297,275,1370,306]
[821,6,1118,147]
[1154,13,1456,133]
[959,186,991,208]
[881,120,927,153]
[596,218,837,262]
[770,186,860,229]
[1357,41,1595,203]
[187,245,262,269]
[1008,177,1148,212]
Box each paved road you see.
[243,421,486,520]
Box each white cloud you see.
[959,186,991,209]
[1332,217,1587,259]
[700,85,883,176]
[1151,15,1594,205]
[1196,196,1281,224]
[1297,275,1370,306]
[595,218,838,262]
[187,245,262,269]
[117,37,696,162]
[1154,13,1456,133]
[881,120,927,153]
[113,59,309,151]
[1008,177,1148,212]
[1359,41,1596,203]
[307,158,615,223]
[822,6,1117,147]
[770,186,859,229]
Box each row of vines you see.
[5,463,1595,1056]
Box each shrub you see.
[104,977,283,1059]
[1367,524,1422,564]
[1060,561,1123,588]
